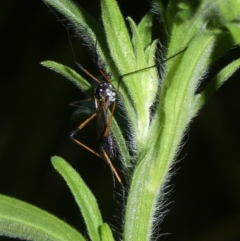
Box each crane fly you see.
[70,63,122,183]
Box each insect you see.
[69,62,122,183]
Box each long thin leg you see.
[71,137,122,184]
[103,101,116,137]
[75,62,101,84]
[70,112,97,141]
[103,150,122,183]
[70,112,122,183]
[69,99,94,108]
[99,69,110,82]
[78,112,97,130]
[102,151,125,217]
[71,137,101,158]
[70,112,99,157]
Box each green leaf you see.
[226,22,240,44]
[52,156,103,241]
[124,32,217,241]
[101,0,158,150]
[111,118,131,167]
[100,0,137,139]
[0,194,84,241]
[215,0,240,23]
[127,17,145,69]
[163,33,216,119]
[99,223,115,241]
[43,0,118,81]
[101,0,135,75]
[137,12,154,49]
[194,58,240,114]
[43,0,103,49]
[41,60,92,95]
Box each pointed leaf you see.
[226,22,240,44]
[194,58,240,114]
[0,194,84,241]
[111,118,131,167]
[100,223,114,241]
[52,156,103,241]
[43,0,103,48]
[41,60,92,95]
[101,0,135,75]
[216,0,240,23]
[43,0,115,76]
[127,17,145,69]
[137,12,154,49]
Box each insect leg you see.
[78,112,97,130]
[71,138,101,158]
[102,150,122,183]
[103,101,116,137]
[69,99,94,107]
[70,112,101,158]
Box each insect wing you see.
[95,97,115,159]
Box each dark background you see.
[1,0,240,240]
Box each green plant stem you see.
[124,32,217,241]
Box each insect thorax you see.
[94,82,116,108]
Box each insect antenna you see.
[118,47,188,91]
[43,1,101,84]
[103,46,188,138]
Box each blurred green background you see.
[1,0,240,240]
